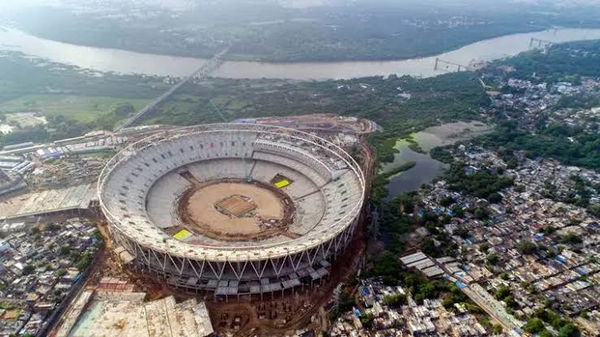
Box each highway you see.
[116,47,229,131]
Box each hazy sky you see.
[0,0,195,12]
[3,0,600,13]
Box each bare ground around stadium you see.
[179,181,294,240]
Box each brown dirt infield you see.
[177,179,295,242]
[215,195,257,217]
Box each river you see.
[2,27,600,79]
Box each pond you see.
[380,121,490,198]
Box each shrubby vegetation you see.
[523,318,546,334]
[368,254,481,313]
[0,52,164,103]
[367,254,450,303]
[75,251,95,272]
[479,121,600,171]
[494,39,600,83]
[382,293,407,308]
[0,104,143,147]
[516,239,538,255]
[481,40,600,171]
[558,232,583,245]
[374,190,459,257]
[375,193,417,253]
[429,147,455,164]
[0,126,49,147]
[0,50,487,159]
[0,52,167,146]
[148,72,487,168]
[443,163,513,202]
[525,309,581,337]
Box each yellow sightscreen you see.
[274,179,290,188]
[173,229,192,240]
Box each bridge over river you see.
[116,47,229,130]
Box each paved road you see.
[418,253,525,336]
[462,284,524,336]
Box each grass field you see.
[0,95,151,123]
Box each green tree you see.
[504,295,518,309]
[488,192,503,203]
[491,324,503,334]
[589,204,600,217]
[76,252,94,271]
[22,264,35,275]
[558,323,580,337]
[523,318,545,333]
[516,240,538,254]
[382,293,406,308]
[487,253,499,265]
[360,312,375,329]
[59,245,71,256]
[440,196,455,207]
[494,285,511,300]
[45,223,60,231]
[558,232,582,245]
[474,207,489,219]
[451,205,465,218]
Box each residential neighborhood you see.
[0,218,99,337]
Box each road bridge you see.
[116,47,229,130]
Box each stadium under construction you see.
[98,123,366,299]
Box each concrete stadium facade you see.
[98,123,365,297]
